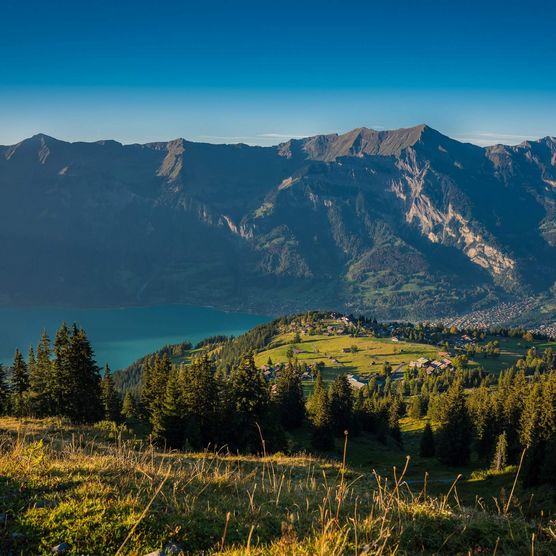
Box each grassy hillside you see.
[0,418,553,555]
[254,331,438,385]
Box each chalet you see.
[347,374,368,389]
[409,357,431,369]
[391,336,400,342]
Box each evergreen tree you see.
[121,391,139,422]
[419,422,435,457]
[388,396,402,443]
[491,431,508,471]
[181,355,220,448]
[435,380,472,466]
[520,376,556,486]
[101,364,121,422]
[0,364,9,415]
[51,323,73,417]
[152,368,184,448]
[407,395,422,419]
[142,354,171,424]
[307,372,334,451]
[68,325,103,423]
[328,374,353,435]
[273,361,305,429]
[228,353,272,452]
[469,386,499,461]
[11,348,29,416]
[30,331,54,416]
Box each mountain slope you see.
[1,126,555,318]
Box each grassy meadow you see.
[254,332,439,386]
[0,417,553,555]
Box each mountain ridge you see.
[1,124,555,319]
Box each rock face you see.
[1,125,555,318]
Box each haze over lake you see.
[0,305,269,369]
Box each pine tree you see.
[142,354,172,425]
[407,395,422,419]
[11,348,29,416]
[469,386,499,462]
[307,372,334,451]
[0,364,9,415]
[68,325,103,423]
[491,431,508,471]
[435,380,472,466]
[419,422,435,457]
[30,331,54,416]
[521,375,556,486]
[51,323,73,417]
[273,361,305,430]
[328,374,353,435]
[228,353,271,452]
[181,355,219,448]
[388,396,402,443]
[121,391,138,422]
[101,365,121,422]
[152,368,184,448]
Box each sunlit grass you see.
[0,418,553,555]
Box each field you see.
[254,332,439,386]
[470,335,556,374]
[252,328,556,391]
[1,418,553,555]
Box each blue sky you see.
[1,0,555,146]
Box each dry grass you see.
[0,418,553,555]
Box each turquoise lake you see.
[0,305,270,369]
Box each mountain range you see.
[1,124,555,319]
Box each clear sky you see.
[1,0,555,146]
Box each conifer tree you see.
[419,422,435,457]
[30,331,54,416]
[101,364,121,422]
[469,386,499,461]
[142,354,172,424]
[328,374,353,435]
[152,368,184,448]
[121,391,138,422]
[436,380,472,466]
[51,323,73,417]
[0,364,9,415]
[491,431,508,471]
[11,348,29,416]
[273,360,305,430]
[228,353,271,452]
[407,395,422,419]
[181,355,219,448]
[388,396,402,443]
[307,372,334,450]
[68,325,103,423]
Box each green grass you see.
[255,328,556,385]
[468,336,556,374]
[254,332,439,387]
[0,417,553,555]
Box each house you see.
[409,357,431,369]
[347,374,368,389]
[391,336,399,342]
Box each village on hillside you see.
[252,313,507,387]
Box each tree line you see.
[0,324,120,424]
[2,321,554,488]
